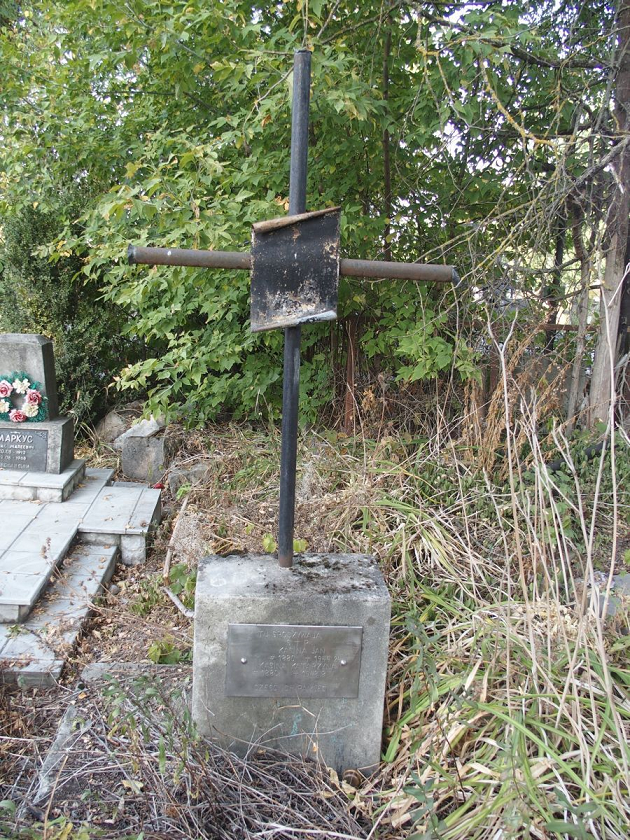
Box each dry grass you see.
[1,374,629,839]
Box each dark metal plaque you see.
[0,428,48,472]
[250,207,341,333]
[226,624,362,698]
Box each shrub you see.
[0,199,144,426]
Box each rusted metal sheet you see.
[250,207,341,333]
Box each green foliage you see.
[541,432,630,560]
[260,534,307,553]
[262,533,277,553]
[0,812,98,840]
[175,482,192,501]
[168,562,196,610]
[0,202,144,424]
[129,575,163,616]
[147,635,191,665]
[0,1,620,424]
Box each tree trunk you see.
[343,315,358,435]
[616,230,630,419]
[566,202,592,429]
[588,0,630,425]
[382,26,392,261]
[543,216,566,354]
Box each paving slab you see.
[62,469,115,507]
[79,486,144,533]
[79,486,162,564]
[0,515,38,550]
[0,459,85,502]
[127,488,162,533]
[0,469,29,484]
[0,499,79,623]
[0,543,118,686]
[0,498,45,516]
[0,544,68,622]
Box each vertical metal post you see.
[278,49,311,568]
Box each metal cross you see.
[129,50,458,568]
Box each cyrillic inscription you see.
[0,429,48,472]
[225,623,362,698]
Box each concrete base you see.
[0,459,85,502]
[192,553,391,774]
[0,416,74,474]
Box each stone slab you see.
[0,458,85,502]
[30,704,81,806]
[95,409,128,444]
[114,415,165,448]
[78,485,161,564]
[0,509,78,621]
[79,486,144,532]
[0,543,118,686]
[0,334,60,419]
[192,553,391,774]
[128,488,162,532]
[167,462,212,495]
[0,417,74,474]
[79,486,161,536]
[61,468,114,507]
[0,514,38,550]
[0,553,57,622]
[121,434,175,482]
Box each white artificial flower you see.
[12,378,31,394]
[0,399,10,413]
[23,402,39,418]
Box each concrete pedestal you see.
[192,553,391,773]
[0,417,74,474]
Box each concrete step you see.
[78,485,162,565]
[0,543,118,686]
[0,459,86,502]
[61,468,115,515]
[0,502,79,622]
[0,469,159,621]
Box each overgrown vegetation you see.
[1,1,628,427]
[3,348,630,840]
[0,1,629,838]
[0,200,145,424]
[1,383,628,837]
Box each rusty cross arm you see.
[127,243,459,285]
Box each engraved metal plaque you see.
[0,428,48,472]
[226,624,362,698]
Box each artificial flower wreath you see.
[0,371,48,423]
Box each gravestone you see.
[0,334,74,475]
[0,333,74,486]
[129,50,455,772]
[0,333,163,675]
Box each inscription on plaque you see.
[225,624,362,698]
[0,428,48,472]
